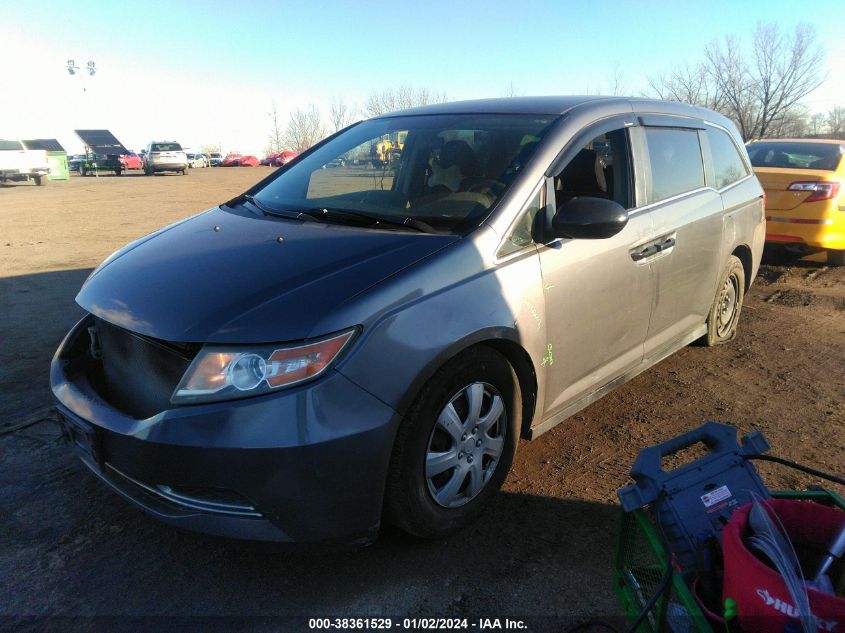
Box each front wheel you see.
[34,175,45,186]
[385,347,520,538]
[702,255,745,346]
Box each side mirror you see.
[552,196,629,239]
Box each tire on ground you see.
[702,255,745,346]
[385,346,521,538]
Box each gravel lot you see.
[1,168,843,631]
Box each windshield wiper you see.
[243,194,320,221]
[229,193,318,222]
[298,207,433,233]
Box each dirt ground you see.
[1,169,843,630]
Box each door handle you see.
[630,244,659,261]
[657,237,676,251]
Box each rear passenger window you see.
[705,127,749,189]
[644,128,705,203]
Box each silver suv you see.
[143,141,188,175]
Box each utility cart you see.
[71,129,128,176]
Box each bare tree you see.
[267,102,284,154]
[810,112,826,135]
[649,23,825,141]
[365,85,448,117]
[705,23,825,140]
[284,104,326,153]
[767,105,809,138]
[501,82,521,97]
[329,98,358,132]
[827,105,845,137]
[609,63,627,96]
[648,62,725,111]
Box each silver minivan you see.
[53,97,764,542]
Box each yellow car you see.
[748,139,845,265]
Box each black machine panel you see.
[74,129,128,155]
[21,139,67,152]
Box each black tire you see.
[182,169,187,175]
[702,255,745,346]
[385,346,521,538]
[79,166,87,177]
[827,249,845,267]
[34,175,44,186]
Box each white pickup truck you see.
[0,140,50,186]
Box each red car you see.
[239,155,260,167]
[119,152,143,170]
[261,153,280,166]
[222,154,242,167]
[278,150,298,165]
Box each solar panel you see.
[22,139,66,152]
[74,129,128,154]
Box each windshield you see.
[253,114,555,234]
[0,140,23,151]
[152,143,183,152]
[748,142,844,171]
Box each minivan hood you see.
[77,206,457,343]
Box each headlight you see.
[171,328,357,404]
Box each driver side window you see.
[553,128,634,211]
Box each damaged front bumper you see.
[51,315,401,543]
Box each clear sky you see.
[3,0,844,155]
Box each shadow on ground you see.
[1,420,622,623]
[0,269,92,422]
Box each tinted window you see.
[0,140,23,151]
[152,143,182,152]
[747,141,844,171]
[644,128,705,203]
[706,128,749,189]
[554,128,634,210]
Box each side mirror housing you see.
[552,196,629,239]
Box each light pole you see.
[66,59,97,90]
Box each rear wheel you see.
[827,249,845,267]
[702,255,745,346]
[385,347,520,538]
[34,175,45,186]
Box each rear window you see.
[644,128,705,203]
[152,143,182,152]
[747,142,844,171]
[705,127,749,189]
